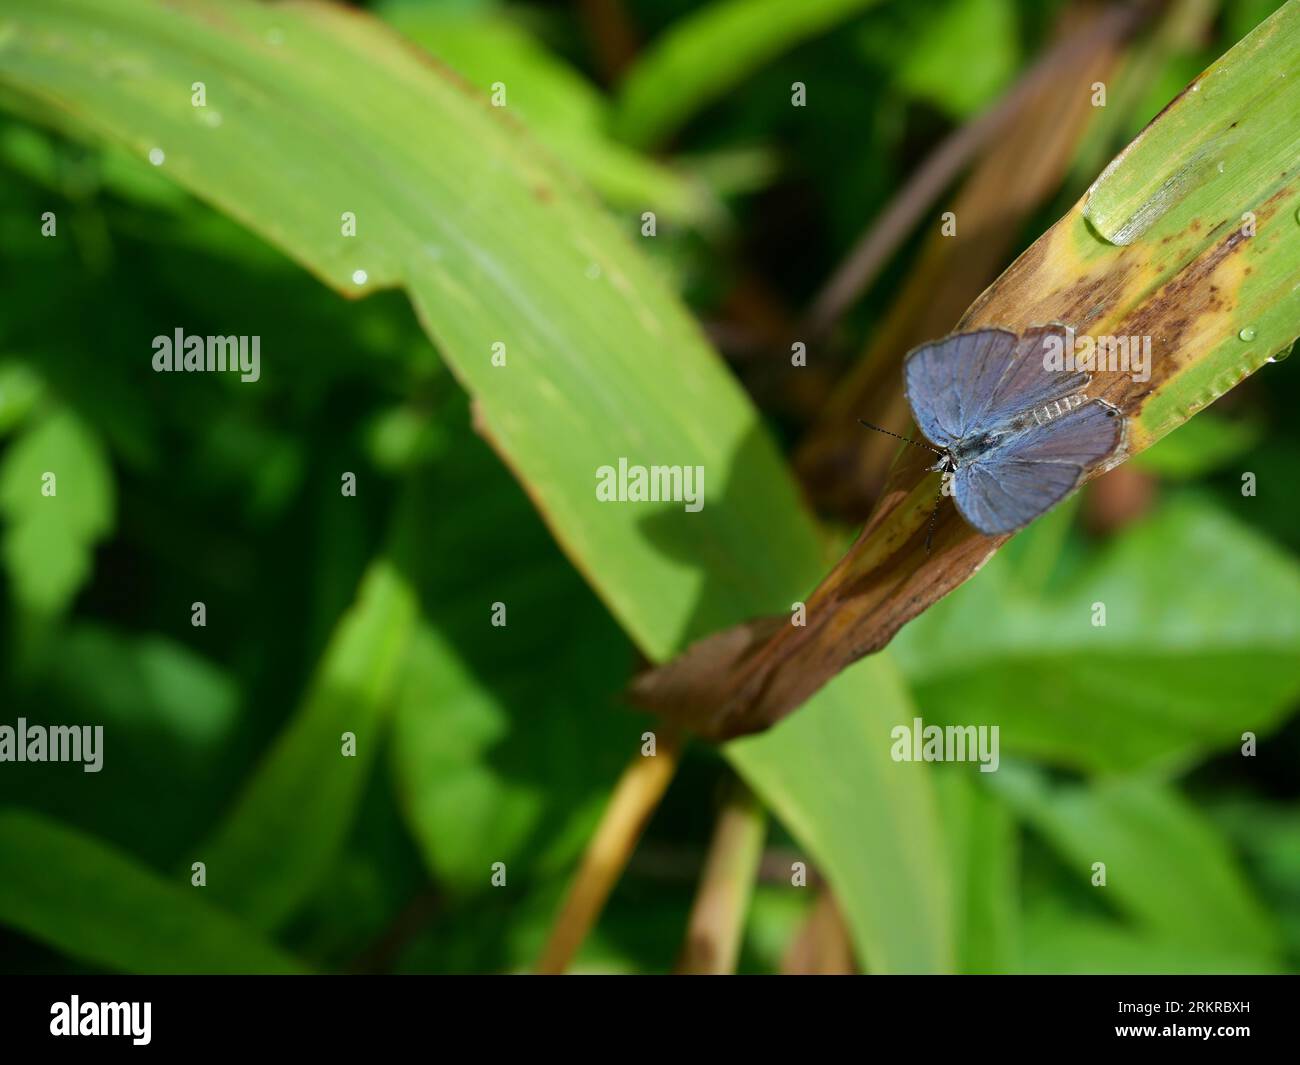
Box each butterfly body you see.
[945,428,1001,468]
[901,324,1125,537]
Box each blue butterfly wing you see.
[954,458,1081,535]
[904,328,1018,448]
[906,324,1093,450]
[954,399,1124,534]
[967,323,1092,430]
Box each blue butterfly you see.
[866,324,1125,540]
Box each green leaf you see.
[934,769,1017,973]
[198,559,417,930]
[0,0,952,972]
[392,626,628,894]
[728,660,953,972]
[0,0,801,659]
[1020,906,1282,974]
[0,405,114,615]
[0,360,43,436]
[50,623,239,748]
[387,434,634,895]
[0,809,305,974]
[995,766,1279,961]
[893,495,1300,772]
[611,0,885,146]
[1210,798,1300,957]
[1132,411,1263,479]
[378,1,716,225]
[1084,2,1300,248]
[896,0,1019,119]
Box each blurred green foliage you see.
[0,0,1297,975]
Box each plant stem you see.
[781,889,856,975]
[535,725,684,974]
[674,777,766,974]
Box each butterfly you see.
[863,323,1125,542]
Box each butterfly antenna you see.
[857,418,942,456]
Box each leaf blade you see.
[198,559,417,930]
[611,0,885,146]
[0,809,305,974]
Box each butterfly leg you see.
[924,482,944,553]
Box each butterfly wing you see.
[969,323,1092,430]
[953,399,1124,535]
[904,328,1018,448]
[905,324,1092,449]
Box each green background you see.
[0,0,1297,974]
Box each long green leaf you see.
[0,0,952,971]
[377,1,717,224]
[0,809,305,974]
[996,767,1279,961]
[611,0,885,146]
[728,663,952,971]
[198,559,417,930]
[934,769,1018,973]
